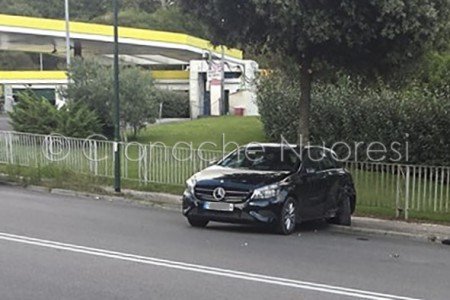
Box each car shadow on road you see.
[205,220,331,235]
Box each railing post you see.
[405,165,410,220]
[395,165,401,218]
[2,132,8,164]
[8,132,14,165]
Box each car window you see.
[329,151,343,168]
[321,151,336,170]
[302,148,322,172]
[218,146,301,172]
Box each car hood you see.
[192,165,291,190]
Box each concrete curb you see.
[27,185,51,193]
[328,224,449,244]
[102,187,181,205]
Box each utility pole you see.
[113,0,121,192]
[64,0,71,67]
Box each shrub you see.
[9,92,102,138]
[57,100,102,138]
[158,90,190,118]
[8,92,59,134]
[257,72,450,165]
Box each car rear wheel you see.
[275,197,297,235]
[329,187,352,226]
[187,217,209,228]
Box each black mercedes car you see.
[182,144,356,235]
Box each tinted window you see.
[329,151,343,168]
[302,148,323,172]
[321,152,336,170]
[218,146,301,172]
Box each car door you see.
[322,150,349,214]
[320,150,340,214]
[295,148,329,220]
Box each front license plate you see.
[204,201,234,212]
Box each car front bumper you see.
[182,190,285,225]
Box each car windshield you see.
[218,146,301,172]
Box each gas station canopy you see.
[0,14,244,66]
[0,14,259,118]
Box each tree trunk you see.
[299,58,312,143]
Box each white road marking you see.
[0,232,421,300]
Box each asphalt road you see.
[0,185,449,300]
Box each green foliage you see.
[257,72,450,165]
[120,67,159,137]
[256,72,300,143]
[92,6,208,38]
[180,0,450,139]
[8,92,101,137]
[122,0,174,13]
[64,58,159,137]
[0,0,109,20]
[0,0,206,38]
[8,92,59,134]
[64,59,112,128]
[158,90,190,118]
[181,0,450,71]
[419,52,450,95]
[0,0,40,16]
[57,101,102,138]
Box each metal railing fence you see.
[0,131,448,219]
[344,162,449,219]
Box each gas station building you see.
[0,14,259,117]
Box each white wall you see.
[229,90,259,116]
[189,59,259,118]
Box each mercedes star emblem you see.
[213,187,226,201]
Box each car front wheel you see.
[275,197,297,235]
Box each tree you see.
[64,58,159,138]
[120,67,159,138]
[179,0,450,141]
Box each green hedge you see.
[158,90,190,118]
[257,73,450,165]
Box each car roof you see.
[241,143,338,156]
[242,143,299,148]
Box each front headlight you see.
[186,177,196,195]
[251,184,280,200]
